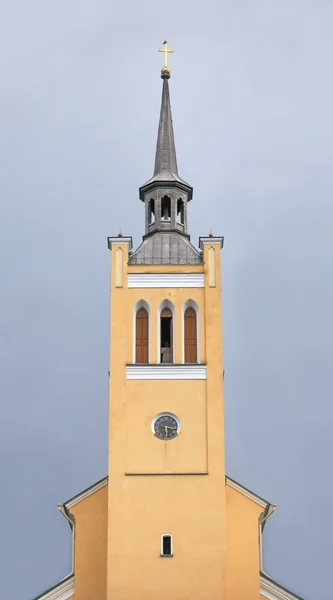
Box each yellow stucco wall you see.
[67,479,266,600]
[125,379,207,473]
[65,240,268,600]
[226,483,264,599]
[70,485,107,600]
[106,240,226,600]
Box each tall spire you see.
[131,45,201,263]
[139,43,192,200]
[153,76,179,181]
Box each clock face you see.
[153,414,179,440]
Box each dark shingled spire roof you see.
[139,74,192,200]
[154,78,179,180]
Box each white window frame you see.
[160,534,173,557]
[157,300,175,364]
[132,299,150,364]
[182,299,200,364]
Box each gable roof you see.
[34,474,304,600]
[260,572,306,600]
[226,475,270,509]
[64,476,107,509]
[31,571,306,600]
[62,474,270,510]
[30,574,74,600]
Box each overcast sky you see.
[1,2,332,599]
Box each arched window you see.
[160,307,173,363]
[184,307,197,363]
[182,300,200,364]
[135,307,149,363]
[149,198,155,224]
[177,199,184,224]
[161,196,171,221]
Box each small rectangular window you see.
[161,534,173,557]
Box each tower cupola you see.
[139,43,193,238]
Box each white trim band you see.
[35,576,74,600]
[260,575,303,600]
[198,236,224,250]
[107,236,133,251]
[128,273,204,288]
[126,365,207,380]
[66,479,107,509]
[226,478,268,508]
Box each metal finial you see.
[158,41,174,78]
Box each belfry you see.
[31,44,306,600]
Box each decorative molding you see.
[198,236,224,250]
[126,364,207,380]
[32,575,74,600]
[260,574,304,600]
[208,246,216,287]
[128,273,204,288]
[65,478,107,509]
[115,247,123,287]
[226,477,268,508]
[107,236,133,251]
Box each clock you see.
[152,413,180,440]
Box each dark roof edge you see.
[55,477,308,600]
[63,474,270,510]
[29,573,74,600]
[64,475,107,507]
[226,475,270,507]
[260,571,307,600]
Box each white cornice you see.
[33,575,74,600]
[65,478,107,509]
[107,236,133,250]
[226,477,268,508]
[128,273,204,288]
[126,364,207,380]
[198,236,224,250]
[260,575,304,600]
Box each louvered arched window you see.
[135,307,149,363]
[184,307,197,363]
[160,307,173,363]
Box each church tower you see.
[107,47,226,600]
[30,43,307,600]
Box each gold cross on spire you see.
[158,41,174,73]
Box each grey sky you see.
[1,1,332,599]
